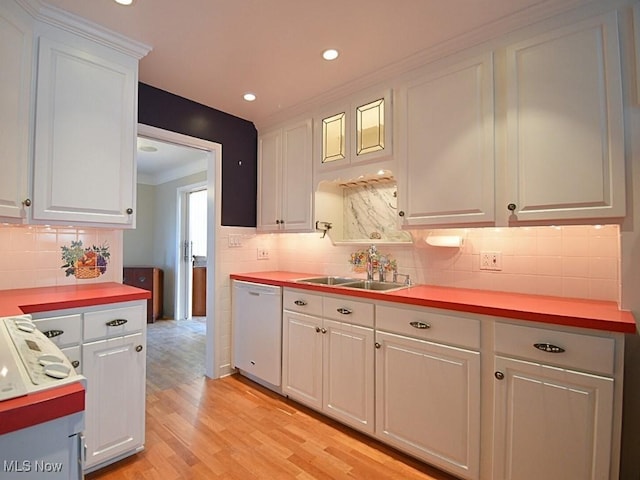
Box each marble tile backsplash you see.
[0,225,123,290]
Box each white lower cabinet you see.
[492,321,619,480]
[492,356,613,480]
[32,300,147,473]
[375,305,481,480]
[280,289,623,480]
[83,333,146,470]
[282,289,375,433]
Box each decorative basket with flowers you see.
[61,241,110,279]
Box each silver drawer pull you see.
[410,321,431,329]
[249,292,260,296]
[106,318,128,327]
[534,343,565,353]
[294,300,308,306]
[43,329,64,338]
[337,307,352,315]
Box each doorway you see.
[135,124,222,380]
[176,184,208,321]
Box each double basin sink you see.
[295,276,410,292]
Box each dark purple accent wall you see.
[138,83,257,227]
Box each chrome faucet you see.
[366,245,377,281]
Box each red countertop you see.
[0,282,150,435]
[231,271,637,334]
[0,282,151,317]
[0,382,85,435]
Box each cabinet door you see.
[493,355,614,480]
[82,333,145,470]
[505,12,624,222]
[257,129,282,231]
[282,310,323,409]
[375,331,480,480]
[0,2,32,220]
[398,54,494,227]
[323,319,374,434]
[281,119,313,231]
[32,35,137,226]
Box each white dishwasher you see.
[232,281,282,391]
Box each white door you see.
[82,333,145,469]
[176,184,207,320]
[493,355,614,480]
[323,319,374,433]
[375,330,481,480]
[282,310,323,409]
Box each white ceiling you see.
[136,137,208,185]
[41,0,589,129]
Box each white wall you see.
[123,183,155,266]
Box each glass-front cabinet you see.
[316,89,392,174]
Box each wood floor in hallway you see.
[86,318,458,480]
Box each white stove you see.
[0,315,84,401]
[0,315,85,480]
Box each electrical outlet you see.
[480,251,502,271]
[257,248,269,260]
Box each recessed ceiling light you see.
[114,0,134,5]
[322,49,339,61]
[243,92,256,102]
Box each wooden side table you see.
[123,266,164,323]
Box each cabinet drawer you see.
[83,304,145,342]
[33,314,82,348]
[61,345,82,374]
[376,304,480,349]
[494,322,615,375]
[323,296,374,328]
[283,288,323,317]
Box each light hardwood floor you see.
[86,319,458,480]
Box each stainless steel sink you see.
[296,276,410,292]
[340,280,409,291]
[296,276,359,286]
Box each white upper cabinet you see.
[32,21,147,227]
[397,54,495,227]
[0,1,33,221]
[505,12,625,222]
[314,89,393,182]
[258,118,313,232]
[0,1,150,228]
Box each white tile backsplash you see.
[0,225,123,290]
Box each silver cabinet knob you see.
[321,328,327,334]
[375,342,381,349]
[315,327,321,333]
[398,210,405,217]
[71,360,80,368]
[126,208,134,214]
[495,371,505,380]
[135,345,143,353]
[22,198,32,207]
[507,203,517,212]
